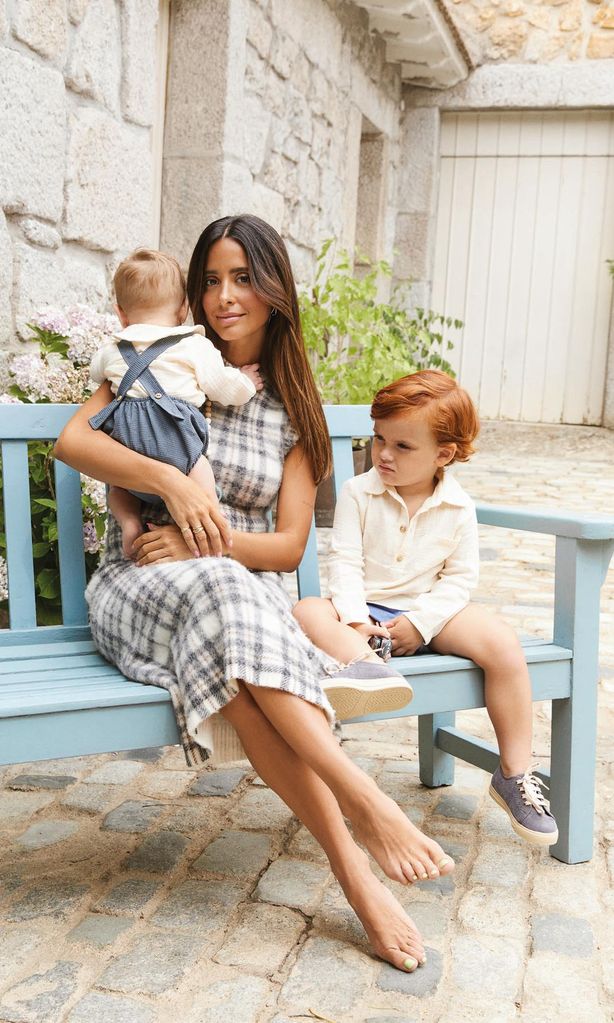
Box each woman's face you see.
[202,237,272,356]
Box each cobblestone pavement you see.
[0,422,612,1023]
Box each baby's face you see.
[372,411,453,491]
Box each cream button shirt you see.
[328,466,479,644]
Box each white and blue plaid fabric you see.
[86,387,333,765]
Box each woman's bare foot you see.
[335,848,426,971]
[345,782,455,885]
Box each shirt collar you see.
[364,465,471,509]
[115,323,207,342]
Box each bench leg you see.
[549,537,613,864]
[419,712,456,788]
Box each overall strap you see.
[89,333,189,430]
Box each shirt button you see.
[154,392,162,399]
[396,554,403,562]
[400,525,407,533]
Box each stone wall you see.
[160,0,403,284]
[443,0,614,65]
[0,0,159,355]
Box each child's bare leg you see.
[108,486,143,559]
[430,605,532,776]
[220,684,426,971]
[294,597,381,664]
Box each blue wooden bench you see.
[1,403,612,866]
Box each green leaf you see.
[34,498,56,510]
[36,567,60,599]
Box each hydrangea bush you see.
[0,306,115,624]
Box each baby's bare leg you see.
[294,597,380,664]
[108,486,144,559]
[187,455,218,501]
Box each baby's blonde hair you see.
[113,249,186,313]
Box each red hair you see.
[371,370,479,463]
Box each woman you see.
[55,214,454,973]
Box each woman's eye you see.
[236,273,250,285]
[204,277,218,288]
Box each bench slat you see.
[54,460,88,625]
[331,436,356,499]
[2,440,37,629]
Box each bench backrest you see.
[0,404,373,633]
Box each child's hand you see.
[241,363,263,391]
[387,615,424,655]
[351,621,390,641]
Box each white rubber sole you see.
[324,678,414,721]
[489,785,559,847]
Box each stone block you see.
[193,829,273,877]
[10,774,77,791]
[531,862,600,916]
[434,793,479,820]
[0,961,80,1023]
[255,856,330,915]
[119,747,165,762]
[247,2,272,58]
[249,183,285,233]
[61,784,117,814]
[94,879,162,916]
[270,0,342,76]
[160,156,222,269]
[65,0,121,111]
[531,912,593,957]
[18,219,62,249]
[188,766,248,797]
[215,903,306,975]
[120,0,158,126]
[0,790,54,822]
[0,929,45,989]
[85,760,145,785]
[67,914,133,947]
[587,32,614,58]
[13,243,108,337]
[451,934,523,998]
[286,825,329,864]
[394,212,433,281]
[12,0,67,63]
[66,992,156,1023]
[151,879,244,933]
[63,109,153,252]
[279,935,372,1017]
[521,950,604,1022]
[378,946,442,995]
[403,899,449,940]
[124,831,188,872]
[17,820,79,850]
[138,770,193,799]
[243,93,272,175]
[458,885,526,940]
[469,840,529,889]
[7,882,89,922]
[231,786,295,830]
[102,800,165,832]
[98,931,203,996]
[0,50,65,220]
[67,0,88,24]
[0,210,13,344]
[185,975,270,1023]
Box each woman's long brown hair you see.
[187,214,332,484]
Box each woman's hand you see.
[159,473,232,559]
[133,523,226,566]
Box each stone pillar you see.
[160,0,247,268]
[603,303,614,430]
[393,102,440,310]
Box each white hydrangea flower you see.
[81,475,107,512]
[0,556,8,602]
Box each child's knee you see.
[480,620,525,672]
[293,596,325,627]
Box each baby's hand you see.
[387,615,424,655]
[241,363,263,391]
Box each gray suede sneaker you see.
[489,765,559,846]
[322,659,413,720]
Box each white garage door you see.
[432,111,614,424]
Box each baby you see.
[89,249,261,557]
[295,370,558,848]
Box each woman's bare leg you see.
[219,684,426,971]
[430,605,532,777]
[240,683,455,885]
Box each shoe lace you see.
[323,652,370,677]
[516,765,550,814]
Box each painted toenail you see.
[429,869,438,876]
[404,957,418,972]
[412,874,418,881]
[438,856,452,868]
[420,872,428,879]
[421,956,427,964]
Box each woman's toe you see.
[437,854,455,875]
[401,860,419,883]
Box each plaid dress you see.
[86,386,333,766]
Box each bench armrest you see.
[476,503,614,540]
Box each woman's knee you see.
[293,596,334,629]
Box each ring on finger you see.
[180,526,192,534]
[193,526,205,534]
